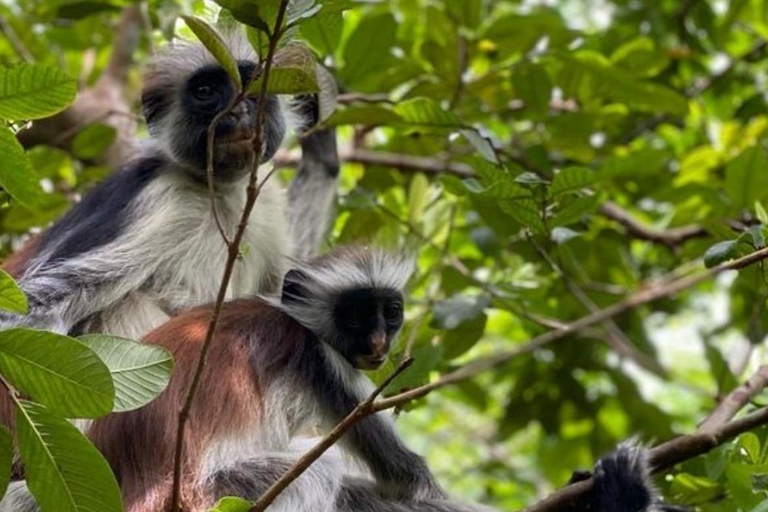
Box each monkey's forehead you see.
[143,31,258,92]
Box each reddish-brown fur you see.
[2,236,40,279]
[88,298,307,512]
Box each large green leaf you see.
[550,167,597,196]
[725,146,768,209]
[16,401,123,512]
[183,16,242,92]
[559,52,688,115]
[0,425,11,500]
[0,126,43,206]
[0,329,113,418]
[0,268,27,314]
[394,98,464,127]
[340,12,396,88]
[248,44,319,95]
[0,65,77,120]
[77,335,173,413]
[299,10,343,55]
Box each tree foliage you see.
[2,0,768,511]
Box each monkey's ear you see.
[281,268,311,305]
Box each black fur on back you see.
[37,155,166,265]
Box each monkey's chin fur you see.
[212,140,259,178]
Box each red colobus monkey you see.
[0,31,338,341]
[2,248,680,512]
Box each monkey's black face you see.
[143,60,287,182]
[332,288,404,370]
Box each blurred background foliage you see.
[4,0,768,510]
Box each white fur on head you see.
[270,247,414,340]
[144,29,258,96]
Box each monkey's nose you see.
[370,332,387,358]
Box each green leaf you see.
[394,98,464,127]
[0,65,77,120]
[299,11,343,55]
[0,126,43,206]
[407,173,430,224]
[704,240,738,268]
[249,44,319,95]
[77,335,173,413]
[0,268,27,314]
[442,313,487,360]
[16,401,123,512]
[560,52,688,115]
[725,146,768,209]
[71,124,117,160]
[756,201,768,225]
[324,104,403,127]
[340,12,396,89]
[431,294,490,330]
[182,16,242,92]
[512,62,552,117]
[207,497,254,512]
[0,425,11,500]
[0,329,113,418]
[550,167,596,196]
[461,129,498,164]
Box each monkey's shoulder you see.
[37,155,168,263]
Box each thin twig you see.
[169,4,290,510]
[698,364,768,433]
[249,358,414,512]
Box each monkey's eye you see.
[193,85,216,101]
[384,302,403,323]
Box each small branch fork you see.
[169,3,291,511]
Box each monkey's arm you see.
[288,128,339,260]
[316,362,446,501]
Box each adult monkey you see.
[1,31,338,340]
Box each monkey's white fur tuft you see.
[269,248,414,341]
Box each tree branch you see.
[525,404,768,512]
[698,364,768,433]
[598,202,706,247]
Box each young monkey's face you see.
[142,57,287,183]
[332,288,405,370]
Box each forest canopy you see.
[1,0,768,511]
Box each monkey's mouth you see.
[355,356,387,370]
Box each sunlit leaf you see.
[0,65,77,120]
[0,126,43,206]
[0,268,27,314]
[77,335,173,413]
[16,401,123,512]
[0,329,113,418]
